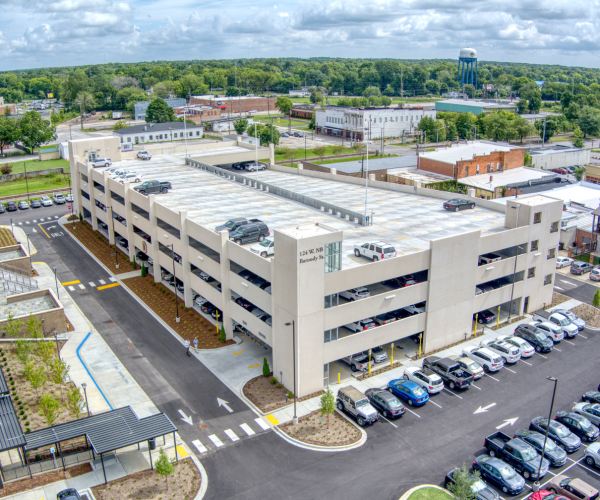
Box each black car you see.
[529,417,581,453]
[136,251,149,261]
[390,308,412,321]
[200,302,216,315]
[281,132,290,137]
[230,222,270,245]
[6,201,17,212]
[443,198,475,212]
[238,269,256,281]
[383,275,417,287]
[293,132,303,137]
[514,324,554,353]
[445,468,500,500]
[57,489,81,500]
[236,297,255,310]
[513,429,568,467]
[30,199,41,208]
[475,309,496,324]
[472,455,525,495]
[555,412,600,442]
[364,388,406,419]
[583,391,600,405]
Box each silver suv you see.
[336,386,379,427]
[342,353,374,372]
[462,346,504,372]
[403,367,444,394]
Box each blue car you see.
[387,379,429,406]
[473,455,525,495]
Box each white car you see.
[403,302,426,315]
[556,256,574,269]
[245,162,267,171]
[353,241,397,261]
[40,196,52,207]
[495,335,534,358]
[573,403,600,427]
[194,295,208,307]
[403,366,444,394]
[462,346,504,372]
[339,287,370,301]
[480,339,521,364]
[364,345,388,363]
[584,442,600,468]
[147,257,153,266]
[251,307,267,318]
[591,268,600,282]
[90,157,111,167]
[250,236,274,257]
[137,151,152,160]
[119,173,143,183]
[109,169,129,177]
[342,353,374,372]
[345,319,376,332]
[528,321,564,343]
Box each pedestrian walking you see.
[184,339,190,357]
[193,337,198,353]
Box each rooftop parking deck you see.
[97,155,507,269]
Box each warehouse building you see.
[190,96,278,115]
[69,137,561,398]
[133,98,186,121]
[435,99,517,115]
[528,145,590,171]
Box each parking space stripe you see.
[40,218,45,221]
[564,339,575,345]
[504,367,517,373]
[240,423,255,436]
[485,373,500,381]
[443,389,463,399]
[61,280,80,286]
[208,435,224,447]
[68,286,75,291]
[192,439,207,454]
[580,334,588,339]
[109,277,116,282]
[429,400,442,408]
[99,279,106,285]
[78,284,85,289]
[224,429,239,442]
[521,360,532,366]
[25,221,29,224]
[33,220,37,223]
[404,407,421,418]
[471,383,481,390]
[379,415,398,428]
[254,418,270,430]
[554,347,562,352]
[89,282,96,287]
[535,353,548,359]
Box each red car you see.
[529,491,569,500]
[552,168,569,175]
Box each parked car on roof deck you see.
[353,241,397,261]
[443,198,475,211]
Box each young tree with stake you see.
[319,387,335,428]
[155,448,175,490]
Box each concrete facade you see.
[0,289,66,334]
[529,145,590,170]
[113,122,204,145]
[0,244,31,273]
[69,137,562,398]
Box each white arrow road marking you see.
[47,225,56,230]
[474,403,497,414]
[178,410,193,425]
[208,435,223,447]
[217,397,233,413]
[192,439,207,454]
[224,429,239,442]
[240,423,255,436]
[496,417,519,430]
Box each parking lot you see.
[347,320,600,500]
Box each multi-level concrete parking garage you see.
[70,137,562,398]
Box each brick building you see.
[190,96,278,114]
[418,141,524,179]
[173,105,222,125]
[291,105,315,119]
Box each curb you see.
[273,409,366,453]
[398,485,453,500]
[189,454,208,500]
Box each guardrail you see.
[0,269,38,289]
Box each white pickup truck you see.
[137,151,152,160]
[532,310,578,338]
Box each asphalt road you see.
[9,205,600,500]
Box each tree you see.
[15,339,33,366]
[65,387,86,420]
[275,96,293,116]
[262,357,270,378]
[524,151,533,166]
[36,340,56,368]
[112,120,128,131]
[511,116,535,143]
[446,122,458,141]
[574,167,586,181]
[38,393,61,426]
[25,314,42,339]
[25,362,46,397]
[0,116,21,157]
[219,324,226,343]
[579,106,600,138]
[362,86,381,97]
[18,111,57,153]
[283,148,297,167]
[593,289,600,315]
[417,116,436,142]
[246,123,262,138]
[447,464,478,500]
[233,118,248,135]
[517,99,529,114]
[259,124,281,146]
[5,313,23,338]
[313,145,327,164]
[332,145,344,156]
[308,115,315,130]
[319,387,335,428]
[49,359,70,402]
[155,448,175,491]
[310,91,323,104]
[463,84,476,98]
[76,91,97,127]
[145,98,175,124]
[573,126,585,148]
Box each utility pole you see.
[401,67,404,108]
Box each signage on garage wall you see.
[299,246,324,265]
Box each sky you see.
[1,0,600,70]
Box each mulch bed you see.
[0,228,17,247]
[279,410,361,447]
[571,303,600,328]
[551,292,572,308]
[243,373,324,413]
[92,457,200,500]
[123,275,234,349]
[64,221,134,272]
[0,463,92,497]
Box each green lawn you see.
[549,137,572,143]
[314,154,397,165]
[274,145,357,162]
[408,487,454,500]
[2,158,70,175]
[0,174,71,197]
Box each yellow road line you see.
[97,283,120,290]
[61,280,80,286]
[38,224,50,239]
[266,414,279,425]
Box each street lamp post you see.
[533,376,558,491]
[53,267,59,299]
[52,329,60,361]
[82,383,90,417]
[183,107,188,158]
[284,320,298,425]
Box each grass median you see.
[0,174,71,198]
[407,487,454,500]
[3,158,70,175]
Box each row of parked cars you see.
[337,307,587,427]
[0,194,71,213]
[556,257,600,281]
[230,161,267,171]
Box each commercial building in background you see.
[133,98,186,121]
[69,137,561,398]
[418,141,525,178]
[172,105,221,125]
[528,145,590,171]
[435,99,517,115]
[315,106,436,140]
[112,122,204,145]
[190,96,278,115]
[291,105,315,119]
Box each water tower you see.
[458,48,477,89]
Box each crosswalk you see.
[16,216,60,226]
[191,418,270,455]
[63,276,120,292]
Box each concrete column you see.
[87,164,98,230]
[467,188,476,197]
[369,173,376,181]
[180,211,193,308]
[123,182,135,260]
[218,231,233,340]
[148,194,161,283]
[71,153,82,218]
[103,172,115,245]
[330,168,337,175]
